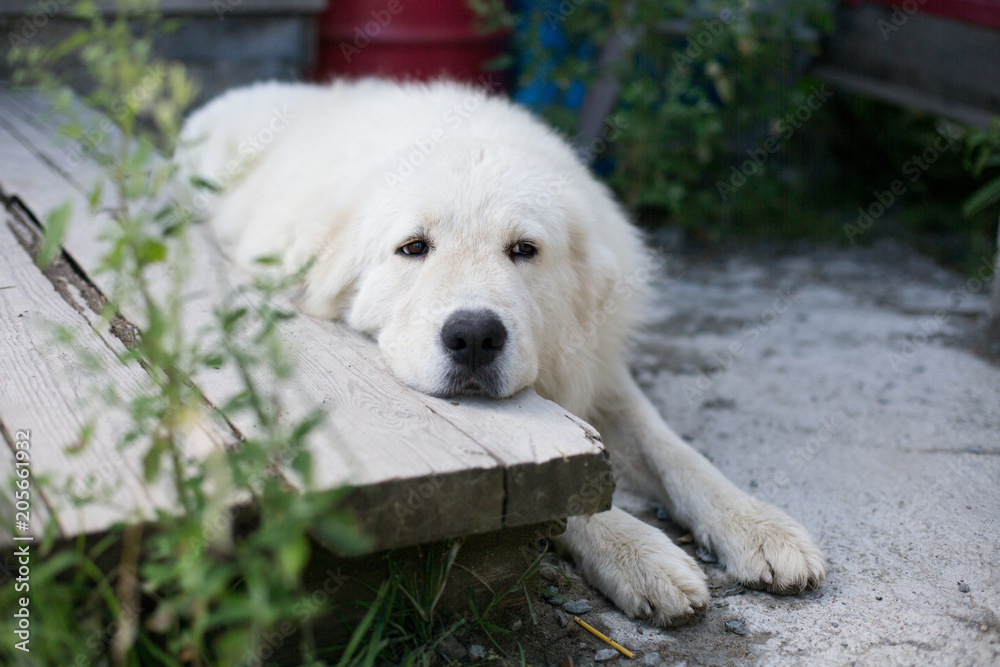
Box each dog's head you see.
[300,136,643,412]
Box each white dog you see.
[176,79,825,626]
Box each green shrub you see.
[3,2,366,664]
[512,0,835,241]
[497,0,997,271]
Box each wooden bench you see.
[0,87,613,609]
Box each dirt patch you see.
[445,502,791,667]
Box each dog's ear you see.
[545,193,654,415]
[297,224,363,319]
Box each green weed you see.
[2,2,365,664]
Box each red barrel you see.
[314,0,509,87]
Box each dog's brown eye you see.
[398,240,429,257]
[509,242,537,260]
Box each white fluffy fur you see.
[176,79,825,625]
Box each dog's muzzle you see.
[439,309,508,395]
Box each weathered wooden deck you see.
[0,88,613,564]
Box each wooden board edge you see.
[337,467,505,553]
[502,449,614,529]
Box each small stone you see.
[958,581,971,593]
[639,652,660,666]
[832,622,839,628]
[539,565,560,582]
[595,648,619,661]
[875,596,882,601]
[556,610,573,627]
[749,479,758,488]
[510,618,523,631]
[696,545,719,564]
[437,634,467,661]
[724,619,748,636]
[656,506,670,521]
[468,644,486,660]
[563,599,592,614]
[545,585,560,604]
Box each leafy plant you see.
[963,121,1000,218]
[333,543,464,667]
[331,542,544,666]
[505,0,835,240]
[2,1,366,664]
[487,1,998,271]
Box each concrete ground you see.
[541,241,1000,666]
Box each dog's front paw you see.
[703,499,826,594]
[569,512,710,626]
[604,537,711,627]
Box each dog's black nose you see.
[441,309,507,370]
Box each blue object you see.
[511,0,589,111]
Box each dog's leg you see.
[555,507,710,625]
[591,371,826,594]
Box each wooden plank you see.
[0,88,614,552]
[813,65,998,129]
[0,204,232,543]
[423,396,611,526]
[819,4,1000,127]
